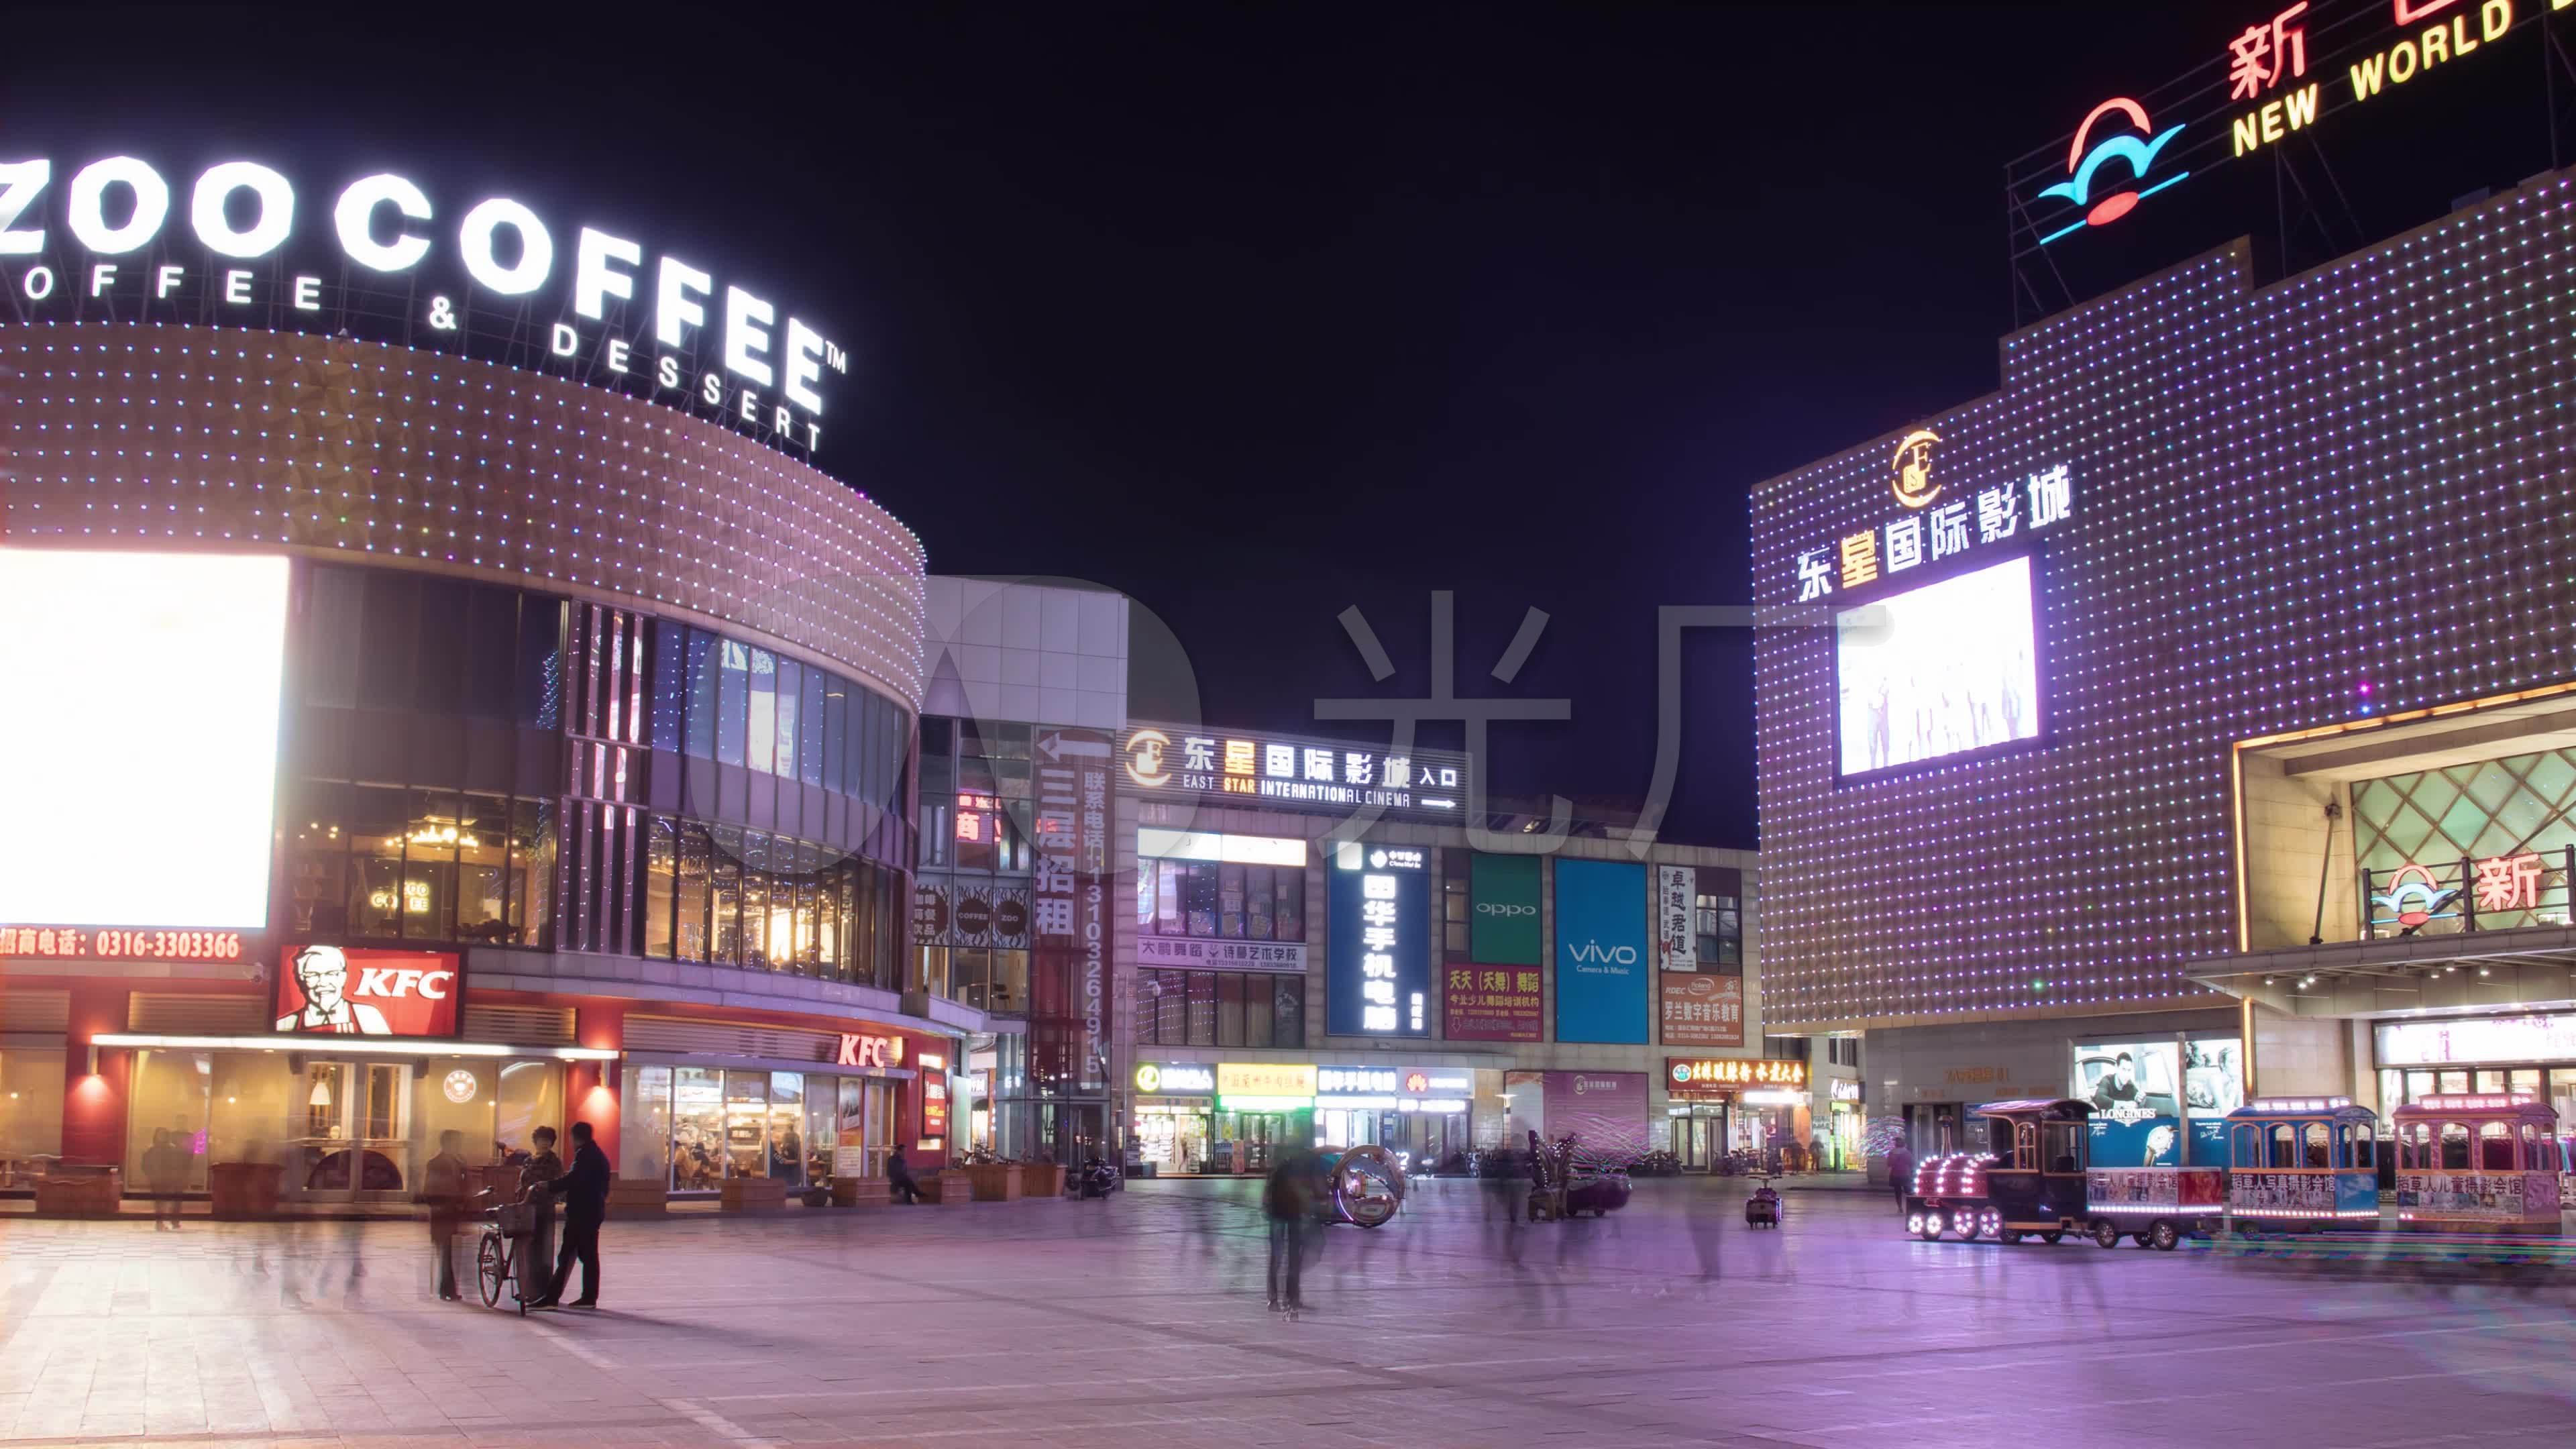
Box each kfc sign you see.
[836,1032,902,1069]
[272,945,459,1038]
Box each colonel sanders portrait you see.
[277,945,391,1034]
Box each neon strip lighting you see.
[1218,1095,1315,1111]
[2135,172,2190,201]
[2038,218,2090,246]
[91,1032,618,1061]
[2227,1207,2379,1218]
[2090,1203,2220,1216]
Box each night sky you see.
[1,2,2271,847]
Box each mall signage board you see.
[1554,859,1648,1044]
[1120,724,1466,822]
[1443,963,1542,1042]
[1656,865,1695,969]
[1659,971,1743,1048]
[2376,1012,2576,1065]
[1135,937,1307,972]
[1030,728,1113,1091]
[0,156,846,453]
[1216,1061,1317,1110]
[272,944,459,1038]
[1326,843,1430,1038]
[1468,853,1543,964]
[1132,1063,1216,1095]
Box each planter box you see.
[720,1177,788,1214]
[967,1163,1023,1202]
[34,1167,121,1218]
[607,1179,667,1218]
[207,1161,282,1220]
[1022,1163,1067,1198]
[933,1169,974,1207]
[832,1176,890,1208]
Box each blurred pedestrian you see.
[422,1130,470,1301]
[1886,1138,1914,1215]
[1264,1148,1319,1314]
[145,1128,187,1230]
[886,1146,920,1205]
[527,1120,609,1309]
[516,1126,563,1305]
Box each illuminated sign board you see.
[1122,724,1466,821]
[0,156,846,454]
[1216,1061,1317,1107]
[272,945,458,1038]
[1133,1062,1216,1095]
[0,927,248,963]
[2376,1012,2576,1066]
[0,550,288,931]
[1668,1058,1809,1091]
[1327,843,1430,1038]
[1792,462,2072,602]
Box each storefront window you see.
[768,1073,806,1185]
[673,1068,724,1191]
[510,796,555,948]
[125,1049,213,1192]
[622,1065,672,1184]
[645,816,678,959]
[348,785,407,938]
[1134,969,1304,1048]
[459,794,511,941]
[494,1061,562,1163]
[0,1049,66,1184]
[712,826,744,963]
[724,1071,769,1177]
[716,639,749,767]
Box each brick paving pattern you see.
[5,1179,2576,1446]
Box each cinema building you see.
[1105,723,1781,1177]
[1752,172,2576,1159]
[0,323,967,1210]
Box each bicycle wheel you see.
[476,1232,506,1307]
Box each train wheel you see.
[1959,1218,1983,1242]
[1999,1230,2024,1244]
[2039,1230,2064,1245]
[1919,1217,1943,1241]
[2149,1221,2181,1252]
[2090,1220,2121,1249]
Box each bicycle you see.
[471,1191,537,1314]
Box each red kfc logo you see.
[274,945,461,1038]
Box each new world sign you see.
[0,155,847,454]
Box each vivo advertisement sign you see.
[1553,859,1648,1044]
[1327,843,1430,1038]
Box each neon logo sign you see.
[1891,429,1941,509]
[2035,98,2188,245]
[2371,863,2460,929]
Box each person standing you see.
[422,1131,470,1300]
[145,1128,187,1230]
[1264,1148,1318,1314]
[1885,1137,1915,1216]
[515,1126,564,1306]
[527,1121,609,1309]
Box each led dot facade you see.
[1752,176,2576,1030]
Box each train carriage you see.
[1905,1099,2095,1243]
[2222,1096,2381,1232]
[2390,1093,2564,1236]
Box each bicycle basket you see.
[494,1201,537,1238]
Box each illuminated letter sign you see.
[2035,97,2188,245]
[273,945,460,1038]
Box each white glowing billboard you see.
[0,550,290,927]
[1835,553,2041,777]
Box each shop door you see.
[1673,1118,1711,1171]
[1240,1112,1283,1171]
[294,1061,412,1203]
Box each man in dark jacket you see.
[1886,1139,1915,1216]
[527,1121,610,1309]
[1264,1149,1322,1313]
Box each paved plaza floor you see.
[6,1177,2576,1448]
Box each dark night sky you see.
[2,3,2226,847]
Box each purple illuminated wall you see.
[1752,176,2576,1027]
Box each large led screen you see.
[1835,554,2040,777]
[0,550,290,928]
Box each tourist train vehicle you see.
[1902,1093,2571,1248]
[2222,1096,2383,1230]
[2390,1093,2564,1235]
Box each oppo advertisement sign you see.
[1553,859,1648,1044]
[1468,851,1542,965]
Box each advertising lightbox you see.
[1468,852,1544,965]
[273,945,460,1038]
[2074,1037,2241,1167]
[0,549,288,929]
[1553,859,1648,1044]
[1836,553,2042,778]
[1326,843,1430,1038]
